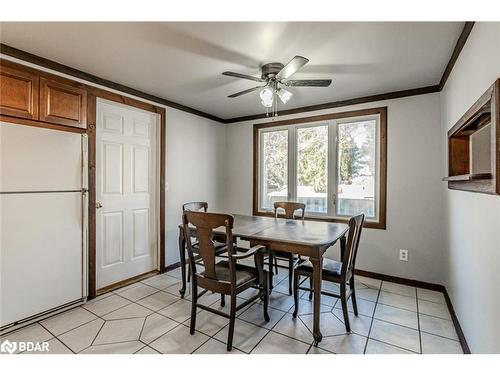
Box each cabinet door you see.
[40,77,87,128]
[0,64,39,120]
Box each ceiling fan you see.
[222,56,332,117]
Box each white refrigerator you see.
[0,122,88,329]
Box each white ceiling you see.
[0,22,463,120]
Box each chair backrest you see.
[182,211,234,281]
[182,201,208,212]
[341,213,365,281]
[273,201,306,220]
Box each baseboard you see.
[355,269,443,291]
[442,287,471,354]
[355,268,471,354]
[164,261,181,273]
[96,270,159,296]
[163,262,471,354]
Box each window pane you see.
[337,120,376,218]
[297,125,328,213]
[261,130,288,210]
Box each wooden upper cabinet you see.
[40,77,87,128]
[0,63,39,120]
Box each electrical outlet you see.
[399,249,409,262]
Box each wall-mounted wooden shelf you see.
[442,173,493,182]
[445,78,500,195]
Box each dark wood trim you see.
[355,269,442,291]
[378,107,388,230]
[163,262,472,353]
[86,93,97,299]
[226,86,437,124]
[445,79,499,195]
[0,43,224,123]
[253,106,386,129]
[0,114,86,134]
[2,22,474,125]
[442,287,472,354]
[86,90,166,299]
[447,84,494,137]
[157,106,167,273]
[438,22,475,91]
[96,270,159,296]
[165,261,181,273]
[252,107,387,230]
[495,80,500,195]
[442,173,492,181]
[355,268,471,354]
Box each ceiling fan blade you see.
[222,71,265,82]
[276,56,309,80]
[285,79,332,87]
[228,86,264,98]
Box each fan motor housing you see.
[261,63,284,80]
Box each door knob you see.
[95,201,103,209]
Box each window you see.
[254,108,387,229]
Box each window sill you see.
[253,210,386,230]
[442,173,493,182]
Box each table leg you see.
[310,256,323,345]
[340,234,346,262]
[178,228,187,298]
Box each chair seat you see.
[202,260,257,285]
[296,258,343,278]
[192,241,227,254]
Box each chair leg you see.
[190,283,197,334]
[268,252,274,291]
[274,255,279,275]
[340,284,351,332]
[220,293,225,307]
[350,276,358,316]
[292,273,300,318]
[288,254,293,295]
[263,277,270,322]
[187,262,191,283]
[308,276,313,300]
[227,294,237,351]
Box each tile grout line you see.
[416,289,423,354]
[367,337,420,354]
[6,272,454,354]
[362,281,382,354]
[34,324,76,354]
[50,336,77,354]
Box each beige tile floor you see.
[0,267,464,354]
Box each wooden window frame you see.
[253,107,387,230]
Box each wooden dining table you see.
[177,213,349,344]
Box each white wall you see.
[440,22,500,353]
[224,93,445,284]
[165,108,227,265]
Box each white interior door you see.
[96,99,158,289]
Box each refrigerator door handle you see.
[81,134,88,191]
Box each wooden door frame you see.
[87,88,166,299]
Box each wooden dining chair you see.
[292,213,365,332]
[271,201,306,295]
[182,202,229,284]
[183,211,269,351]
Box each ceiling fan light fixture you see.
[260,88,274,108]
[277,88,293,104]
